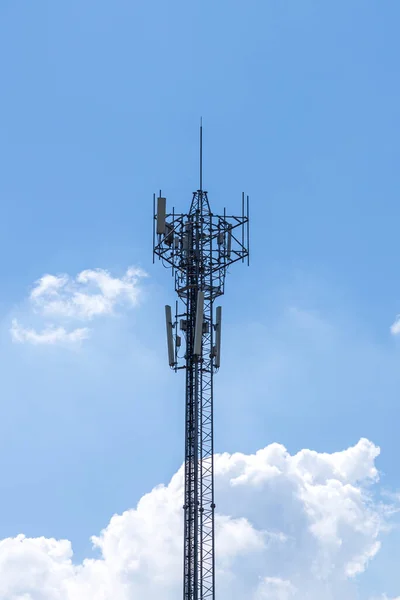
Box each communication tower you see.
[153,124,249,600]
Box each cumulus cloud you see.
[10,267,147,346]
[30,267,146,320]
[0,438,395,599]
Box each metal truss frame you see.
[153,138,249,600]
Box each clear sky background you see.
[0,1,399,598]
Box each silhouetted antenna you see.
[194,291,204,356]
[165,305,175,367]
[200,117,203,192]
[153,125,250,600]
[214,306,222,369]
[157,196,166,235]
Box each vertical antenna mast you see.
[153,124,250,600]
[200,118,203,192]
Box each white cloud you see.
[390,316,400,335]
[10,267,147,345]
[255,577,296,600]
[0,438,396,599]
[30,274,70,301]
[10,319,89,345]
[30,267,147,320]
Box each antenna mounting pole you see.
[200,117,203,193]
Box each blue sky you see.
[0,1,399,598]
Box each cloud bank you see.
[0,438,395,599]
[10,267,147,346]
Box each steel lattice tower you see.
[153,124,249,600]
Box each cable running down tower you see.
[153,124,249,600]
